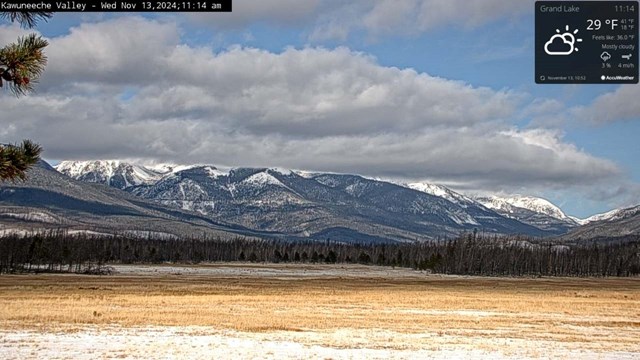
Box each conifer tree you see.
[0,11,51,181]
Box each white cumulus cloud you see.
[0,17,622,196]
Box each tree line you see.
[0,230,639,277]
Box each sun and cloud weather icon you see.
[545,25,583,55]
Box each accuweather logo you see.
[601,75,636,81]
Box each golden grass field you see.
[1,264,639,358]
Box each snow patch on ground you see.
[0,212,59,224]
[1,325,636,360]
[0,228,33,237]
[449,212,481,226]
[121,231,178,240]
[110,264,430,279]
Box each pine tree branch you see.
[0,11,53,28]
[0,140,42,181]
[0,34,48,96]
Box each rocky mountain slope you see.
[128,165,551,241]
[0,161,264,239]
[561,206,640,242]
[53,160,640,242]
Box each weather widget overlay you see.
[536,1,638,84]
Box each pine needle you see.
[0,140,43,181]
[0,11,53,28]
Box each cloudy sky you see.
[0,0,639,217]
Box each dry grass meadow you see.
[1,264,639,358]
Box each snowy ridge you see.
[582,208,622,224]
[269,167,294,176]
[406,183,475,208]
[241,170,301,196]
[476,195,569,221]
[204,166,230,180]
[242,172,285,187]
[56,160,121,178]
[56,160,166,189]
[577,206,640,225]
[294,171,319,179]
[146,163,201,174]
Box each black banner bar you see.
[0,1,232,12]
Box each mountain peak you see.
[577,205,640,225]
[56,160,165,190]
[242,171,285,187]
[477,195,569,221]
[57,160,122,176]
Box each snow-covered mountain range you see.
[56,160,167,189]
[50,161,545,240]
[402,183,625,228]
[50,160,635,241]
